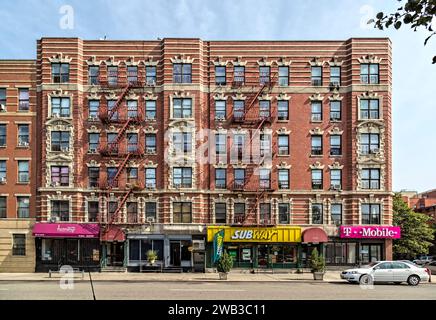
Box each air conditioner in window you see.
[146,80,156,86]
[19,141,29,147]
[331,184,341,191]
[88,148,97,153]
[173,183,181,189]
[370,148,380,154]
[50,216,60,223]
[146,183,155,189]
[52,113,60,118]
[215,115,226,121]
[51,181,60,187]
[0,177,6,184]
[89,116,98,122]
[192,240,205,251]
[146,147,155,154]
[146,216,155,223]
[61,146,69,152]
[0,104,6,111]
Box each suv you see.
[413,256,434,266]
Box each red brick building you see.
[19,37,394,272]
[0,60,37,272]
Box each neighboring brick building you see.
[0,60,37,272]
[1,37,394,272]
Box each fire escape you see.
[97,70,146,237]
[230,72,278,226]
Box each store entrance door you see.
[170,241,181,267]
[66,239,79,265]
[257,245,270,268]
[107,242,124,266]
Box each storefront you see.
[100,225,126,268]
[206,226,302,269]
[300,227,329,267]
[324,225,400,265]
[33,223,100,272]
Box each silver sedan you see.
[340,261,431,286]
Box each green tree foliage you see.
[368,0,436,63]
[310,248,326,273]
[216,250,233,273]
[393,193,434,258]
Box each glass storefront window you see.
[361,244,382,264]
[325,242,358,265]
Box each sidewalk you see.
[0,271,343,282]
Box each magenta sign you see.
[340,226,401,239]
[33,223,100,238]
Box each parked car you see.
[413,256,434,266]
[340,261,431,286]
[424,261,436,275]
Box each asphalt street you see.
[0,281,435,300]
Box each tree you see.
[393,193,434,259]
[216,250,233,274]
[310,248,325,273]
[368,0,436,64]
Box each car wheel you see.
[407,275,420,286]
[359,274,372,285]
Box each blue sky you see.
[0,0,435,192]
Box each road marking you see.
[170,289,246,292]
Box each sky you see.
[0,0,435,193]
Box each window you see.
[88,100,99,119]
[51,63,69,83]
[330,135,342,156]
[0,160,6,181]
[18,89,29,111]
[127,66,138,84]
[88,167,99,188]
[311,101,322,121]
[330,101,341,121]
[234,134,245,159]
[51,97,70,117]
[215,66,226,85]
[361,169,380,189]
[145,202,157,219]
[234,203,245,221]
[88,201,99,222]
[51,200,69,221]
[18,161,29,183]
[215,100,226,120]
[88,66,99,85]
[173,167,192,188]
[259,66,270,84]
[173,132,192,154]
[107,167,118,187]
[215,203,226,223]
[51,131,70,152]
[260,203,271,224]
[145,168,156,188]
[0,196,6,218]
[107,100,118,120]
[259,134,271,156]
[107,66,118,86]
[146,66,156,85]
[0,88,6,107]
[173,202,192,223]
[330,169,342,189]
[127,202,138,223]
[127,167,138,184]
[278,135,289,155]
[312,204,323,224]
[360,63,379,84]
[145,134,156,153]
[278,66,289,86]
[127,100,138,119]
[234,169,245,189]
[127,133,138,153]
[234,66,245,83]
[107,201,118,221]
[0,125,5,146]
[17,124,29,146]
[215,168,226,189]
[278,169,289,189]
[215,134,226,155]
[360,99,379,119]
[311,135,322,155]
[259,100,270,118]
[311,169,323,189]
[173,63,192,83]
[330,67,341,86]
[279,203,289,224]
[107,133,118,153]
[361,204,381,224]
[331,204,342,225]
[361,133,380,154]
[145,100,156,119]
[311,66,322,86]
[173,98,192,118]
[51,166,69,186]
[12,234,26,256]
[277,101,289,120]
[17,197,30,218]
[259,168,271,189]
[88,133,99,152]
[233,100,245,120]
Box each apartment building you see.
[0,60,37,272]
[0,37,393,272]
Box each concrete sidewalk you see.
[0,271,343,282]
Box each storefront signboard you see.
[33,223,100,238]
[340,226,401,239]
[207,226,302,243]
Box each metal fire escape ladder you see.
[107,84,132,120]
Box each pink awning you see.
[33,223,100,238]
